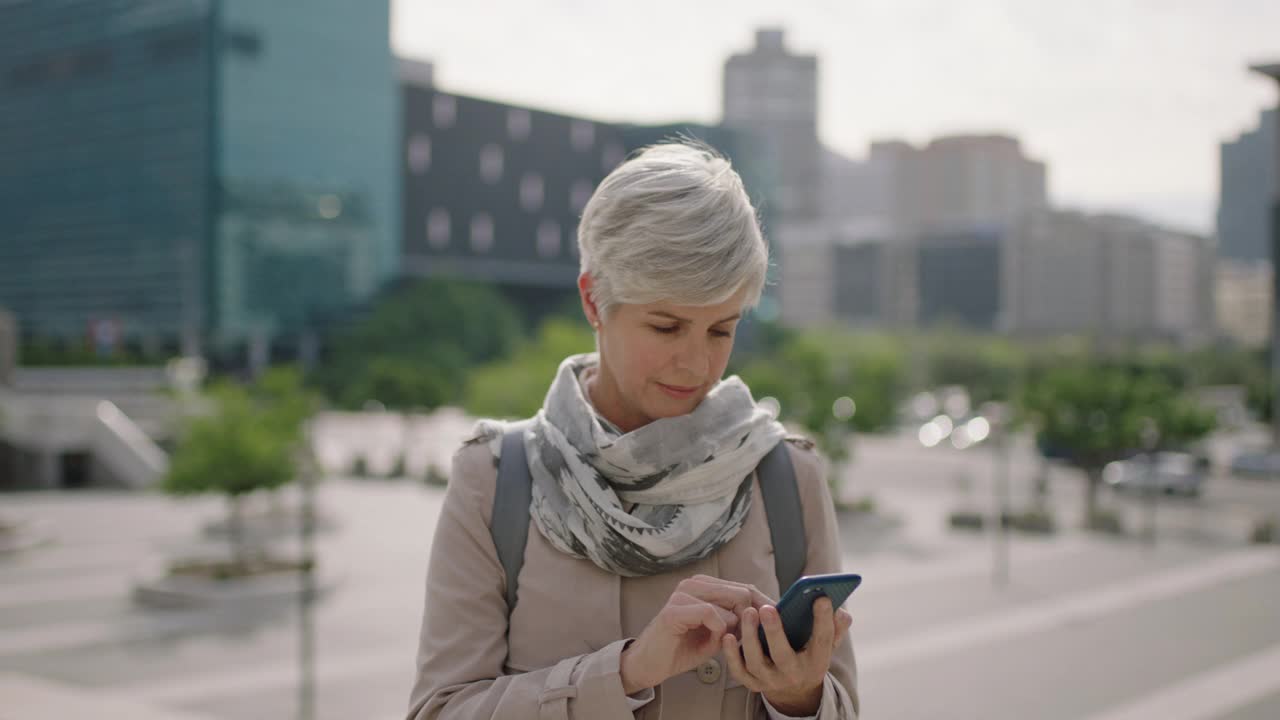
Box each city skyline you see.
[394,0,1280,236]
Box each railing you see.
[93,400,169,488]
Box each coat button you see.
[697,658,722,684]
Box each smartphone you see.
[754,572,862,658]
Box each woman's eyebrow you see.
[648,311,741,324]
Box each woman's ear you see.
[578,272,601,329]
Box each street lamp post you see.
[1248,62,1280,459]
[1139,418,1161,548]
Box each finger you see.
[811,596,835,648]
[807,597,836,671]
[678,577,757,615]
[740,607,773,677]
[715,604,740,630]
[833,609,852,646]
[759,604,800,675]
[690,575,774,609]
[721,633,762,691]
[668,602,727,635]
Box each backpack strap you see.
[491,433,807,615]
[493,427,534,613]
[757,439,808,593]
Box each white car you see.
[1103,452,1208,497]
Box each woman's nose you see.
[674,336,710,379]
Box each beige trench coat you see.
[405,430,860,720]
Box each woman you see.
[406,141,859,719]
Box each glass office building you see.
[0,0,398,360]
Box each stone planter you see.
[0,517,52,555]
[1087,509,1126,536]
[1006,509,1057,535]
[948,509,986,531]
[132,553,340,609]
[200,504,338,541]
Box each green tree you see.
[1020,363,1216,528]
[738,327,906,494]
[162,367,320,568]
[463,317,596,420]
[311,279,523,410]
[922,332,1026,405]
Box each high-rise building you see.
[821,147,879,232]
[1218,108,1276,262]
[399,56,434,88]
[723,28,820,221]
[1002,210,1213,345]
[866,134,1048,235]
[0,0,399,361]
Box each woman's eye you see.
[651,325,732,338]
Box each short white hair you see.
[577,139,769,322]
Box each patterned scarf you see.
[472,351,787,577]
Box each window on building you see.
[570,120,595,151]
[433,94,457,129]
[470,213,495,253]
[408,134,432,174]
[7,46,112,88]
[508,109,532,141]
[427,209,451,249]
[479,144,504,184]
[147,26,204,64]
[570,179,594,213]
[602,142,625,172]
[536,219,561,258]
[226,27,263,58]
[519,173,544,212]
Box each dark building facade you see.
[915,231,1002,330]
[401,86,627,321]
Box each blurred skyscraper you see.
[723,28,820,221]
[1002,211,1214,345]
[865,134,1048,236]
[1217,107,1276,262]
[0,0,399,365]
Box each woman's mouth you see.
[658,382,700,398]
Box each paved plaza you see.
[2,423,1280,719]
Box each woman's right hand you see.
[619,575,772,694]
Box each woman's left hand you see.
[721,596,853,716]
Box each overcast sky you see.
[393,0,1280,235]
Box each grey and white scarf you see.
[471,351,788,577]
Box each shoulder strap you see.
[492,433,808,615]
[493,427,534,613]
[757,439,808,593]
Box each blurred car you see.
[1103,452,1208,497]
[1230,449,1280,478]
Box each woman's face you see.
[579,272,745,432]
